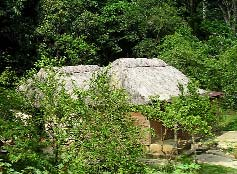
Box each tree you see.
[0,68,145,173]
[136,81,217,153]
[0,0,39,74]
[218,44,237,109]
[217,0,237,34]
[158,26,214,88]
[35,0,184,66]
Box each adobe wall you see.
[150,120,174,143]
[131,112,151,145]
[131,112,190,147]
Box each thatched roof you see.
[109,58,189,104]
[37,65,101,92]
[33,58,191,104]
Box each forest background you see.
[1,0,237,108]
[0,0,237,173]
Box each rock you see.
[197,153,237,169]
[206,149,226,157]
[195,131,237,169]
[150,143,177,155]
[163,144,177,154]
[150,144,162,153]
[216,131,237,149]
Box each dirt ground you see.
[197,131,237,169]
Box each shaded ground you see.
[197,150,237,169]
[197,131,237,169]
[222,112,237,131]
[200,164,237,174]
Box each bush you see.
[136,81,217,137]
[218,44,237,109]
[158,26,211,89]
[0,68,145,173]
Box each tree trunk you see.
[161,127,167,157]
[202,0,207,20]
[218,3,231,25]
[218,0,237,34]
[190,0,194,15]
[191,135,197,162]
[174,123,178,154]
[232,0,237,33]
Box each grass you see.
[146,163,237,174]
[199,164,237,174]
[221,110,237,131]
[199,110,237,173]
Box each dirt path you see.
[197,131,237,169]
[216,131,237,149]
[197,150,237,169]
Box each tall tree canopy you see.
[0,0,237,107]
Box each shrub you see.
[0,68,145,173]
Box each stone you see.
[162,144,177,154]
[150,143,177,155]
[197,153,237,169]
[216,131,237,149]
[150,144,162,153]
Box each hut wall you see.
[130,113,191,147]
[150,120,174,143]
[131,112,151,145]
[149,120,191,142]
[177,129,191,140]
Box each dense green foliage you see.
[1,0,237,108]
[1,0,237,173]
[0,71,222,173]
[146,162,237,174]
[222,111,237,131]
[199,164,237,174]
[159,25,237,108]
[135,81,217,137]
[35,0,183,66]
[0,69,145,173]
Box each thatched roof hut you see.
[34,58,190,104]
[21,58,195,147]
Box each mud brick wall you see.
[131,112,151,145]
